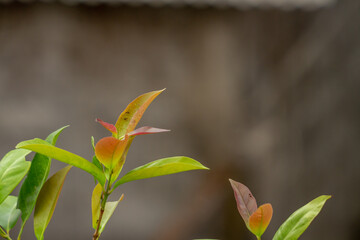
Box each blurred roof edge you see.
[0,0,337,10]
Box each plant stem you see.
[0,227,12,240]
[256,237,261,240]
[92,174,113,240]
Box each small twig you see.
[0,227,12,240]
[92,173,113,240]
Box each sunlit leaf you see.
[17,126,68,237]
[249,203,273,238]
[115,89,165,137]
[273,195,331,240]
[229,179,258,226]
[91,183,103,230]
[128,126,170,136]
[99,194,124,234]
[0,196,21,233]
[110,137,133,185]
[0,149,31,205]
[16,139,106,186]
[34,166,72,240]
[112,156,209,190]
[96,119,117,135]
[95,136,129,169]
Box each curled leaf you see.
[128,126,170,136]
[229,179,257,225]
[95,136,129,169]
[249,203,273,238]
[96,119,117,135]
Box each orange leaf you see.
[249,203,273,238]
[95,136,128,169]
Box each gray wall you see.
[0,1,359,239]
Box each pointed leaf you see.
[95,136,129,169]
[273,195,331,240]
[96,119,117,135]
[113,156,209,190]
[115,89,165,137]
[249,203,273,238]
[17,126,68,235]
[0,196,21,233]
[229,179,258,225]
[34,166,72,240]
[99,194,124,234]
[91,183,103,229]
[0,149,31,205]
[16,139,106,186]
[128,126,170,136]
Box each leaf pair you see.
[230,179,330,240]
[91,184,124,236]
[229,179,273,238]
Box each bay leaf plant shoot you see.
[0,89,209,240]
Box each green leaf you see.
[34,166,72,240]
[17,126,68,238]
[91,183,103,230]
[16,139,106,186]
[92,156,103,184]
[112,156,209,190]
[0,149,31,205]
[99,194,124,234]
[114,89,165,138]
[273,195,331,240]
[0,196,21,233]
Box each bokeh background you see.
[1,0,359,239]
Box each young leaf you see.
[127,126,170,136]
[249,203,273,238]
[99,194,124,234]
[114,89,165,137]
[273,195,331,240]
[110,137,134,185]
[229,179,258,225]
[34,166,72,240]
[96,119,117,135]
[95,136,129,169]
[0,196,21,233]
[16,139,106,186]
[91,183,103,229]
[17,126,68,237]
[112,156,209,190]
[0,149,31,205]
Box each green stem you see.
[0,227,12,240]
[17,224,24,240]
[92,173,113,240]
[256,237,261,240]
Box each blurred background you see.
[0,0,359,239]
